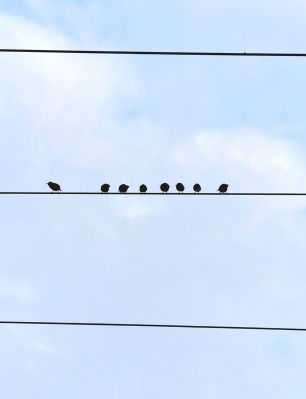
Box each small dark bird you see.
[218,183,229,193]
[176,183,185,193]
[101,183,110,193]
[139,184,147,193]
[193,183,201,193]
[160,183,170,193]
[47,181,62,192]
[119,184,129,193]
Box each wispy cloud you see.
[115,197,157,219]
[0,279,37,304]
[174,127,305,190]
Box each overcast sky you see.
[1,0,306,397]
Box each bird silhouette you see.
[160,183,170,193]
[176,183,185,193]
[218,183,229,193]
[139,184,147,193]
[193,183,201,193]
[101,183,110,193]
[47,182,62,192]
[119,184,129,193]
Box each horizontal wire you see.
[1,49,306,57]
[1,320,306,332]
[1,192,306,196]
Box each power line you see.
[1,49,306,57]
[0,192,306,196]
[1,320,306,332]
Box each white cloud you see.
[0,10,150,173]
[174,127,306,222]
[4,325,65,364]
[174,127,304,188]
[0,279,36,304]
[115,198,156,219]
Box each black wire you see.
[1,320,306,332]
[1,49,306,57]
[0,192,306,196]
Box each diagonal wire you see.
[1,49,306,57]
[1,320,306,332]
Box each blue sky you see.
[1,0,306,397]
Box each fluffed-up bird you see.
[47,181,62,192]
[218,183,229,193]
[193,183,201,193]
[101,183,110,193]
[119,184,129,193]
[160,182,170,193]
[176,183,185,193]
[139,184,147,193]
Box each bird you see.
[139,184,147,193]
[47,181,62,192]
[218,183,229,193]
[160,183,170,193]
[176,183,185,193]
[193,183,201,193]
[101,183,110,193]
[119,184,129,193]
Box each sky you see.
[1,0,306,397]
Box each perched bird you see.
[47,181,62,192]
[119,184,129,193]
[218,183,229,193]
[176,183,185,193]
[193,183,201,193]
[101,183,110,193]
[160,182,170,193]
[139,184,147,193]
